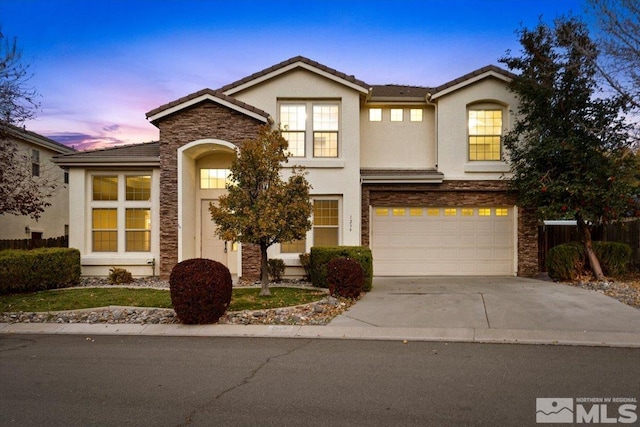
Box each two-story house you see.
[1,124,75,242]
[54,56,538,279]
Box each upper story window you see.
[126,176,151,200]
[31,149,40,177]
[279,102,340,159]
[280,104,306,157]
[410,109,423,122]
[369,108,382,122]
[390,108,403,122]
[93,176,118,200]
[468,109,503,161]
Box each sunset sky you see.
[3,0,587,151]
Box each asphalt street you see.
[1,335,639,426]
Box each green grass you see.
[0,287,327,313]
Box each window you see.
[478,208,491,216]
[469,109,502,161]
[92,208,117,252]
[410,208,423,216]
[369,108,382,122]
[495,208,509,216]
[410,109,423,122]
[444,208,457,216]
[313,105,339,157]
[462,208,474,216]
[390,108,403,122]
[313,200,339,246]
[126,208,151,251]
[31,149,40,177]
[375,208,389,216]
[93,176,118,201]
[427,208,440,216]
[64,168,69,184]
[126,176,151,200]
[392,208,406,216]
[90,172,153,253]
[200,169,230,189]
[281,239,306,254]
[280,104,306,157]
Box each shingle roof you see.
[53,141,159,166]
[145,88,271,122]
[369,85,433,101]
[1,122,76,154]
[433,65,515,95]
[218,55,370,94]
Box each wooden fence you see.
[538,220,640,271]
[0,235,69,251]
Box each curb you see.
[2,322,639,348]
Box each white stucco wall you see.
[70,168,161,277]
[435,77,518,180]
[0,138,70,240]
[230,68,363,262]
[360,106,436,169]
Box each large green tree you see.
[500,18,638,281]
[209,125,312,296]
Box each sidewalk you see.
[2,276,640,348]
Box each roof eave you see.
[52,156,160,167]
[431,69,513,100]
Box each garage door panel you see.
[372,206,514,276]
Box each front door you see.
[201,200,238,275]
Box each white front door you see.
[201,200,238,275]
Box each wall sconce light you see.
[25,226,31,234]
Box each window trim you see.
[278,100,340,160]
[467,105,505,162]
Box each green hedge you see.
[0,248,81,295]
[547,241,631,281]
[310,246,373,291]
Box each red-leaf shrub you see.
[326,257,364,299]
[169,258,232,324]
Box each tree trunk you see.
[576,215,606,281]
[259,241,271,296]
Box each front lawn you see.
[0,287,327,313]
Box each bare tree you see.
[586,0,640,111]
[0,27,59,220]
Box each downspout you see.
[425,93,438,170]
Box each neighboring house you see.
[54,56,538,279]
[0,124,75,241]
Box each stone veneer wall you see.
[361,180,538,277]
[155,101,263,279]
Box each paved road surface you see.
[1,335,638,426]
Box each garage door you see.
[371,207,514,276]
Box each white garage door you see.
[371,207,515,276]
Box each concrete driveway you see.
[329,276,640,345]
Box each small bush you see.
[593,241,631,276]
[169,258,232,324]
[547,241,632,281]
[310,246,373,291]
[547,242,585,281]
[326,257,364,299]
[299,253,311,281]
[108,267,133,284]
[0,248,80,295]
[267,258,286,282]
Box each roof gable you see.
[218,56,370,96]
[1,123,76,154]
[53,141,159,167]
[431,65,515,100]
[146,89,272,125]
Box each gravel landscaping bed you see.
[0,277,357,326]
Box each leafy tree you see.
[0,27,58,220]
[209,125,312,296]
[500,18,638,281]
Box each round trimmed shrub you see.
[326,257,364,299]
[169,258,233,324]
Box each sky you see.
[2,0,589,151]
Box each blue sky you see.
[2,0,587,150]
